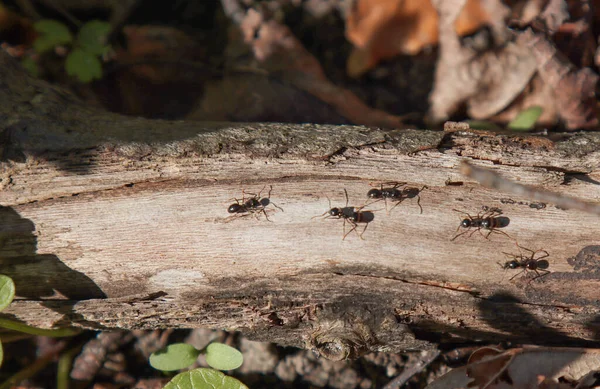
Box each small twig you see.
[460,161,600,216]
[381,349,441,389]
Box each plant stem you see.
[0,318,80,337]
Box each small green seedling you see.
[150,343,201,372]
[150,342,243,371]
[164,368,248,389]
[30,19,111,83]
[0,274,16,367]
[150,342,245,389]
[508,106,543,131]
[33,19,73,53]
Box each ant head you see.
[367,189,381,199]
[228,203,243,213]
[402,187,418,198]
[329,208,341,217]
[460,219,472,228]
[504,260,520,269]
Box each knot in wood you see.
[306,318,375,361]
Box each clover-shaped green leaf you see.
[77,20,111,55]
[65,49,102,82]
[164,368,249,389]
[33,19,73,53]
[0,275,15,312]
[149,343,200,371]
[205,342,243,371]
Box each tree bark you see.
[1,51,600,358]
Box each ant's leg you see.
[509,269,525,281]
[452,209,471,217]
[261,208,272,222]
[270,201,284,212]
[415,193,423,214]
[529,268,550,283]
[387,199,403,214]
[343,220,358,240]
[502,252,519,260]
[518,245,535,256]
[471,227,484,239]
[312,210,331,219]
[485,229,493,239]
[450,229,470,241]
[242,188,259,202]
[534,250,550,261]
[491,229,513,241]
[363,197,383,208]
[255,185,266,199]
[357,222,368,240]
[532,269,551,281]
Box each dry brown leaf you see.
[427,347,600,389]
[518,28,599,129]
[427,0,538,124]
[345,0,492,77]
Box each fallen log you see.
[1,51,600,359]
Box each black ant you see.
[227,185,282,221]
[313,189,373,240]
[450,207,511,241]
[366,182,427,214]
[500,245,550,281]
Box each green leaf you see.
[65,49,102,82]
[508,106,543,131]
[0,340,3,367]
[21,57,39,77]
[205,343,243,371]
[33,19,73,53]
[0,275,15,312]
[149,343,200,371]
[466,120,502,132]
[77,20,111,55]
[164,368,249,389]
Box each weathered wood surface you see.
[1,51,600,358]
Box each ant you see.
[366,182,427,214]
[227,185,283,221]
[450,207,511,241]
[313,189,373,240]
[500,245,550,281]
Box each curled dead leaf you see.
[345,0,492,77]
